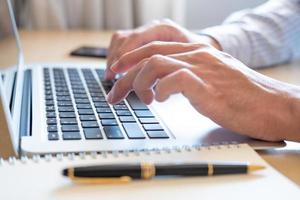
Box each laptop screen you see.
[0,1,19,70]
[0,0,24,157]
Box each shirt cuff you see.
[199,24,252,66]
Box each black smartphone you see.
[70,46,108,58]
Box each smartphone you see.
[70,46,108,58]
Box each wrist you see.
[270,85,300,142]
[199,35,222,50]
[183,31,222,50]
[286,91,300,141]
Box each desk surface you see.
[1,30,300,186]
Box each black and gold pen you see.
[62,162,265,184]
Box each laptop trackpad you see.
[150,94,285,149]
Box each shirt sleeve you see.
[200,0,300,68]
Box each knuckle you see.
[148,54,164,66]
[113,31,124,40]
[146,41,162,52]
[142,60,160,75]
[129,31,140,39]
[176,69,191,86]
[196,49,214,59]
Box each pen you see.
[62,162,265,184]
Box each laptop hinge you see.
[19,69,32,138]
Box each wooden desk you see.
[1,31,300,186]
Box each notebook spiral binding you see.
[0,141,241,165]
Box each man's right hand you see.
[105,19,220,80]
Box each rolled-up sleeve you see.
[200,0,300,68]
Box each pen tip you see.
[62,169,68,176]
[248,165,265,172]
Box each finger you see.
[154,68,207,105]
[167,46,215,66]
[107,59,148,104]
[105,30,131,80]
[111,42,200,73]
[106,22,178,79]
[133,55,190,104]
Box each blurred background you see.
[2,0,266,31]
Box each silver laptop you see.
[0,0,284,159]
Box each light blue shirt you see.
[201,0,300,68]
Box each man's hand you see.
[107,43,300,142]
[105,19,220,80]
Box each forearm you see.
[200,0,300,68]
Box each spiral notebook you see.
[0,143,299,200]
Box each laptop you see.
[0,0,284,159]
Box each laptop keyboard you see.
[43,67,169,141]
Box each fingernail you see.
[111,64,117,72]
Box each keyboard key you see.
[56,92,70,96]
[90,92,104,97]
[122,123,145,139]
[73,90,86,94]
[57,96,71,101]
[61,125,79,132]
[113,105,128,110]
[47,125,57,132]
[78,109,94,115]
[147,131,169,139]
[119,116,136,123]
[46,100,54,106]
[60,118,77,125]
[59,112,76,118]
[62,132,81,140]
[48,132,59,140]
[92,97,106,102]
[47,118,57,125]
[81,121,99,128]
[115,101,126,106]
[98,113,115,119]
[44,90,52,95]
[45,95,53,100]
[58,107,74,112]
[80,115,96,121]
[96,108,112,113]
[101,119,118,126]
[139,117,158,124]
[103,126,124,139]
[76,104,92,109]
[74,94,88,99]
[94,102,109,108]
[116,110,132,116]
[84,128,103,139]
[143,124,163,131]
[126,92,148,110]
[95,69,105,81]
[75,99,90,104]
[44,86,52,90]
[46,112,56,118]
[135,110,154,118]
[57,101,73,106]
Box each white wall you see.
[185,0,267,30]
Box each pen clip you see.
[68,168,132,184]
